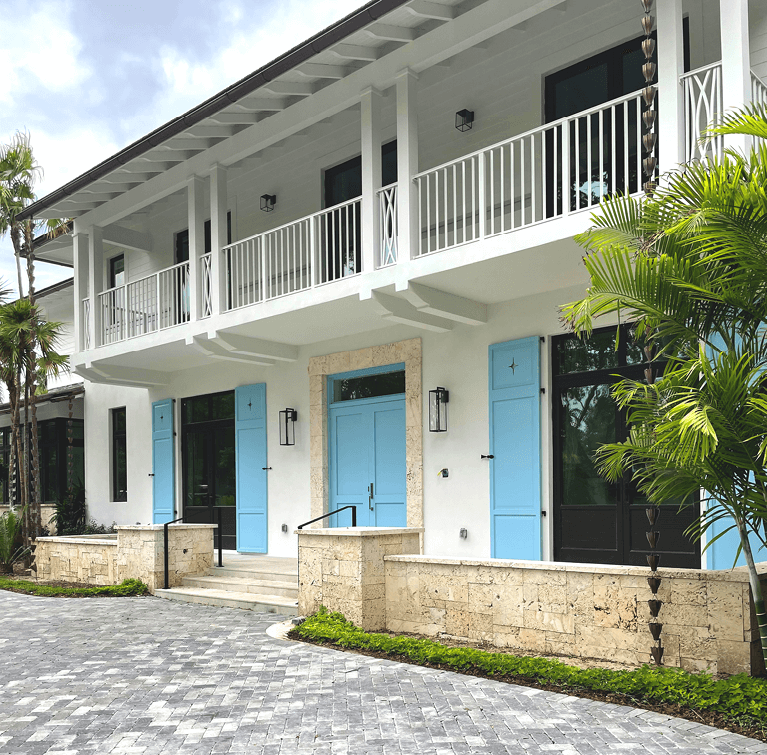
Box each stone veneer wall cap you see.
[35,536,118,546]
[115,524,218,531]
[296,527,425,537]
[383,554,767,582]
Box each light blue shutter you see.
[235,384,268,552]
[489,337,541,559]
[152,398,175,524]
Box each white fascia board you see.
[74,0,565,230]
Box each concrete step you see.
[155,587,298,615]
[207,558,298,583]
[181,574,299,599]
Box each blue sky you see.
[0,0,364,296]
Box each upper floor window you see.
[545,23,690,121]
[176,212,232,262]
[108,255,125,289]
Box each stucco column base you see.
[297,527,422,630]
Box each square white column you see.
[209,164,228,316]
[720,0,751,153]
[361,87,383,272]
[396,69,419,261]
[187,175,205,320]
[72,230,90,352]
[87,226,103,348]
[657,0,685,172]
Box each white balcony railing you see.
[377,183,398,267]
[414,90,645,257]
[223,197,361,312]
[681,62,723,163]
[97,261,189,346]
[753,71,767,109]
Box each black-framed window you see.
[176,213,232,264]
[544,22,690,123]
[108,255,125,289]
[0,428,11,504]
[112,408,127,502]
[552,325,699,568]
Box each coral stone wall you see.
[385,556,767,676]
[36,524,215,593]
[298,528,422,630]
[36,535,118,585]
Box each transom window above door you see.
[329,365,405,404]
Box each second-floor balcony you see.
[83,83,663,350]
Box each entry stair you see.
[155,553,298,615]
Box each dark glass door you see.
[552,326,700,568]
[181,392,236,550]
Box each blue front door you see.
[328,374,406,527]
[235,384,268,552]
[489,337,542,559]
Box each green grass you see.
[0,577,149,597]
[292,608,767,722]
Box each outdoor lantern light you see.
[279,408,297,446]
[429,387,449,432]
[455,109,474,132]
[260,194,277,212]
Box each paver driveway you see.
[0,592,765,755]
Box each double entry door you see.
[181,392,237,550]
[328,370,406,527]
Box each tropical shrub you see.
[0,507,29,570]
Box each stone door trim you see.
[308,338,422,528]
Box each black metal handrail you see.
[297,506,357,530]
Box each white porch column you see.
[720,0,751,153]
[209,164,228,316]
[72,231,89,352]
[187,175,205,320]
[361,87,383,272]
[87,226,103,348]
[657,0,685,172]
[396,69,419,260]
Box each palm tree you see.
[0,132,41,297]
[561,104,767,667]
[0,300,67,541]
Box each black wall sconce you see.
[279,408,297,446]
[429,387,449,432]
[455,109,474,132]
[260,194,276,212]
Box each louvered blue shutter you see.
[152,398,175,524]
[489,337,542,559]
[235,384,268,552]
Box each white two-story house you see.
[20,0,767,569]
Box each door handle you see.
[368,482,374,511]
[481,454,494,460]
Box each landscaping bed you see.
[0,576,148,597]
[290,609,767,742]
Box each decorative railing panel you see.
[81,298,91,350]
[682,62,723,163]
[200,252,212,318]
[414,90,644,256]
[97,261,188,346]
[377,183,398,267]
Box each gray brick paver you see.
[0,593,765,754]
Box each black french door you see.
[552,326,700,568]
[181,392,237,550]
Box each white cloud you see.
[0,1,90,108]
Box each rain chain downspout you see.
[640,0,664,665]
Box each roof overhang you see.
[17,0,413,223]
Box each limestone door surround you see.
[308,338,423,528]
